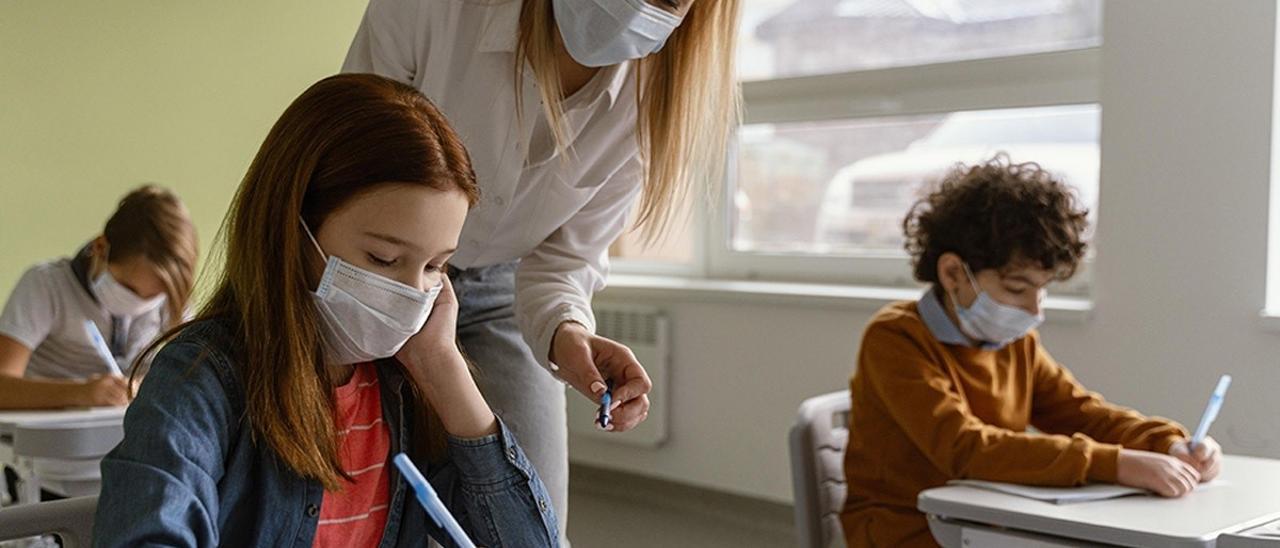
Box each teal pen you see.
[83,319,123,377]
[1190,374,1232,451]
[596,379,614,429]
[393,453,477,548]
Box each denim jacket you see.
[92,319,559,547]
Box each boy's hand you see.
[1168,437,1222,482]
[1116,448,1200,497]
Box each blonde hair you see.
[98,185,198,327]
[515,0,742,242]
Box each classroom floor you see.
[566,464,795,548]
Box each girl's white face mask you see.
[92,270,165,318]
[552,0,684,67]
[301,218,441,365]
[954,264,1045,349]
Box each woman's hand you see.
[1168,437,1223,482]
[550,321,652,432]
[1116,448,1201,497]
[396,276,497,438]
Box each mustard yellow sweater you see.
[841,300,1186,547]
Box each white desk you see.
[0,408,125,505]
[0,408,125,437]
[919,455,1280,547]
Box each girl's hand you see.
[396,276,497,438]
[1168,436,1223,482]
[550,321,652,432]
[78,374,131,407]
[396,275,467,384]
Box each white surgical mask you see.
[552,0,684,68]
[953,264,1044,348]
[92,271,165,318]
[301,219,441,365]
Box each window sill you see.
[600,274,1093,324]
[1257,310,1280,331]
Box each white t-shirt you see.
[0,256,167,379]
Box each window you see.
[739,0,1103,80]
[615,0,1104,294]
[732,105,1100,256]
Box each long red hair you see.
[140,73,478,489]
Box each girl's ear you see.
[90,235,110,275]
[91,235,108,258]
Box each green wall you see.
[0,0,369,298]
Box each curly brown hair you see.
[903,154,1090,284]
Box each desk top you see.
[0,407,125,436]
[918,455,1280,548]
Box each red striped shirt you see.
[313,363,391,548]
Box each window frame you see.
[616,46,1103,297]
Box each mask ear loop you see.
[950,261,982,308]
[960,262,983,296]
[298,217,328,260]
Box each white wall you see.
[577,0,1280,504]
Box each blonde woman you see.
[344,0,740,538]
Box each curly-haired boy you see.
[840,156,1221,547]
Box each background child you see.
[0,184,197,409]
[840,156,1222,547]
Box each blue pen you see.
[1190,374,1232,450]
[393,453,477,548]
[83,320,123,377]
[596,380,614,429]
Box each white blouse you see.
[343,0,644,371]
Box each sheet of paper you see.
[1242,518,1280,537]
[948,480,1148,504]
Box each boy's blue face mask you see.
[953,263,1045,349]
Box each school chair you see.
[789,390,851,548]
[0,495,97,547]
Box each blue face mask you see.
[552,0,684,68]
[953,264,1044,348]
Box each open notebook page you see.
[947,480,1147,504]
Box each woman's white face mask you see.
[92,271,165,318]
[301,218,441,365]
[552,0,684,67]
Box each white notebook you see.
[948,480,1147,504]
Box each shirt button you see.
[493,196,506,207]
[507,447,517,460]
[306,504,319,517]
[538,498,548,512]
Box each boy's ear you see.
[936,252,964,296]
